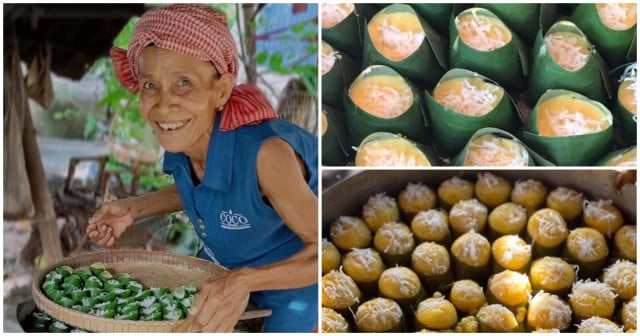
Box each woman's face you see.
[138,46,231,154]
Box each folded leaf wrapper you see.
[523,89,614,166]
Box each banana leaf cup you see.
[449,7,529,91]
[321,3,377,58]
[408,4,454,37]
[527,21,611,105]
[425,69,521,158]
[363,3,448,88]
[613,63,637,146]
[322,105,351,166]
[451,128,545,167]
[345,65,429,147]
[596,146,637,166]
[476,4,558,45]
[523,89,614,166]
[354,132,437,167]
[321,41,359,111]
[570,3,637,68]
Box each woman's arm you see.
[235,137,319,290]
[128,184,184,220]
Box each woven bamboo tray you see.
[32,249,263,332]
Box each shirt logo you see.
[219,209,251,230]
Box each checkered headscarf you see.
[111,4,277,131]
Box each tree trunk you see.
[242,3,258,85]
[22,88,64,266]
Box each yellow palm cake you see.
[583,199,624,238]
[476,304,520,332]
[449,198,488,236]
[321,269,362,310]
[527,208,569,249]
[373,222,415,266]
[329,216,372,250]
[362,193,400,232]
[601,259,636,301]
[545,30,590,71]
[368,11,426,61]
[456,10,512,51]
[349,74,413,119]
[511,179,549,215]
[410,209,450,243]
[488,202,528,236]
[475,173,512,208]
[321,3,354,29]
[437,176,474,208]
[618,67,637,115]
[355,297,403,332]
[464,134,530,166]
[320,111,328,136]
[488,269,532,307]
[398,182,437,219]
[529,256,577,295]
[415,295,458,330]
[614,225,636,261]
[321,307,350,333]
[355,136,432,167]
[450,279,486,315]
[576,316,624,333]
[321,42,337,76]
[433,78,503,116]
[527,291,573,331]
[342,248,385,287]
[492,235,532,272]
[537,95,611,136]
[620,295,637,331]
[322,238,342,274]
[546,186,584,221]
[569,279,617,320]
[378,266,422,301]
[596,3,637,30]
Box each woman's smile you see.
[157,119,191,132]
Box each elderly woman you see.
[85,4,318,332]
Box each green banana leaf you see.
[321,41,359,111]
[613,63,637,145]
[354,132,437,167]
[363,4,448,88]
[424,69,520,158]
[527,21,611,105]
[451,128,557,166]
[570,3,637,68]
[523,89,614,166]
[476,4,557,44]
[321,4,378,58]
[408,4,453,37]
[322,105,352,166]
[595,146,636,166]
[344,65,429,147]
[449,7,529,90]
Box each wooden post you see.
[22,102,64,265]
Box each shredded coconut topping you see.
[355,298,403,329]
[450,198,488,232]
[597,3,637,30]
[413,209,448,235]
[533,209,568,240]
[323,269,360,302]
[375,18,425,59]
[321,3,354,29]
[577,316,624,333]
[363,193,397,219]
[381,267,420,297]
[549,187,582,202]
[437,79,501,116]
[322,308,349,332]
[347,248,379,269]
[321,51,338,75]
[456,11,510,51]
[545,31,589,71]
[529,291,572,330]
[359,140,426,167]
[412,242,449,275]
[377,222,414,254]
[356,82,413,118]
[544,106,606,136]
[331,216,365,237]
[402,182,431,202]
[570,279,617,302]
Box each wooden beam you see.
[22,97,64,265]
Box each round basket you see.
[32,249,248,332]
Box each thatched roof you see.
[4,4,146,79]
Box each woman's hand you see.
[173,270,250,332]
[86,199,136,248]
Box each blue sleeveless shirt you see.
[162,114,318,331]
